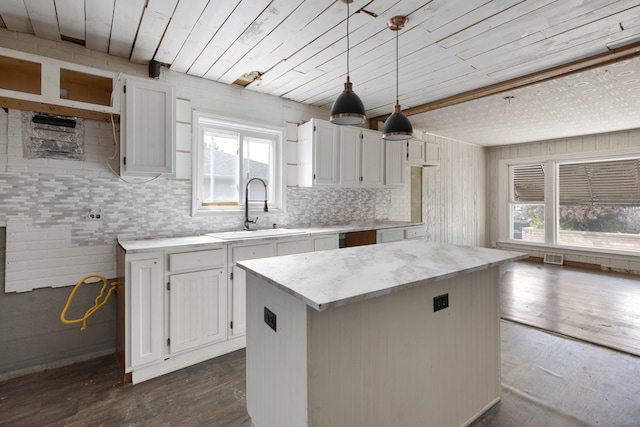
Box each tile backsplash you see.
[1,108,396,290]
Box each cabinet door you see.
[276,238,313,256]
[313,119,340,185]
[123,78,176,176]
[313,234,339,251]
[229,242,276,338]
[169,268,227,354]
[385,140,404,186]
[406,139,425,164]
[377,228,405,243]
[425,141,440,166]
[339,126,361,186]
[230,265,247,338]
[361,129,384,186]
[130,257,164,368]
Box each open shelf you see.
[0,55,41,95]
[60,68,112,106]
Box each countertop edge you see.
[238,243,528,312]
[117,221,424,253]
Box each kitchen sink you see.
[207,228,307,240]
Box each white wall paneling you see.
[424,133,486,247]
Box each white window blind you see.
[559,159,640,205]
[512,164,545,202]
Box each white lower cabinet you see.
[229,242,276,339]
[117,232,339,383]
[377,226,426,243]
[276,237,313,256]
[377,228,405,243]
[168,268,227,354]
[228,236,316,338]
[129,253,164,368]
[404,226,426,240]
[119,244,238,384]
[313,234,339,251]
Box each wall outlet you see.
[433,294,449,312]
[87,208,103,221]
[264,307,277,332]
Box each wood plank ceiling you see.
[1,0,640,146]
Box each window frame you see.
[499,148,640,255]
[192,111,285,216]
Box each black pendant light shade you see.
[383,103,413,140]
[330,77,366,125]
[330,0,365,125]
[382,16,412,140]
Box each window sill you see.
[193,207,285,217]
[497,240,640,261]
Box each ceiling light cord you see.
[382,15,413,140]
[329,0,366,125]
[346,0,350,81]
[395,28,399,106]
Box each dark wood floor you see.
[0,350,251,427]
[2,261,639,426]
[500,260,640,356]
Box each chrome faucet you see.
[244,177,268,230]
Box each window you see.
[193,112,283,215]
[506,157,640,253]
[558,159,640,251]
[509,164,545,242]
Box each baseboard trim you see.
[0,347,115,382]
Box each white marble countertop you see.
[238,241,528,311]
[117,221,422,253]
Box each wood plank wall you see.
[423,133,487,247]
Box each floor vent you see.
[544,253,564,265]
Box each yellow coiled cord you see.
[60,274,117,331]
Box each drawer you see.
[277,238,312,256]
[313,235,339,251]
[170,249,225,272]
[231,242,275,263]
[377,228,404,243]
[405,227,426,239]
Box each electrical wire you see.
[60,274,117,331]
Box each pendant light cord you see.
[395,28,399,105]
[346,0,350,80]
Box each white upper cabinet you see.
[298,119,340,186]
[425,141,440,166]
[339,126,361,186]
[360,129,384,187]
[298,119,385,188]
[385,140,404,187]
[121,77,176,176]
[404,139,440,167]
[405,139,425,164]
[340,127,383,187]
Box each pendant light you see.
[382,16,413,140]
[330,0,366,125]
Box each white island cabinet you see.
[239,241,526,427]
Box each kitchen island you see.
[238,240,527,427]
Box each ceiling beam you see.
[369,40,640,130]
